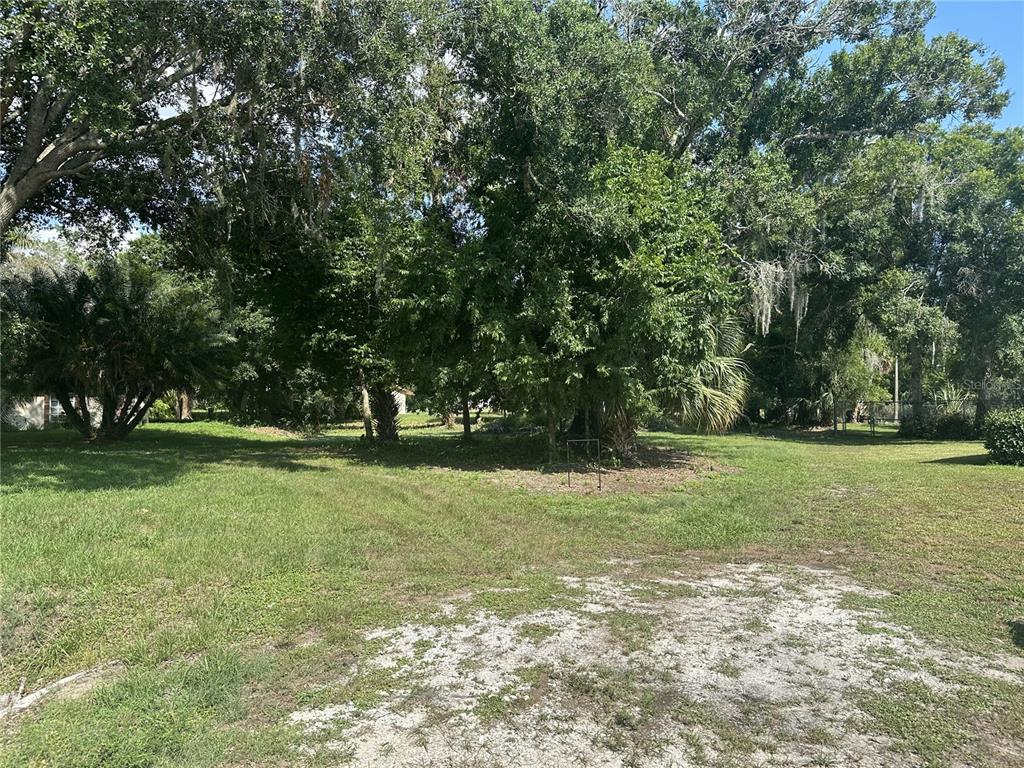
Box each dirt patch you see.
[0,662,124,719]
[487,447,723,495]
[247,426,301,438]
[288,564,1023,767]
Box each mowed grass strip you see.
[1,420,1021,766]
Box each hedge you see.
[899,411,976,440]
[983,408,1024,465]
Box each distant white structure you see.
[393,388,413,414]
[2,395,102,430]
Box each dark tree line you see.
[2,0,1021,446]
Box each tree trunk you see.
[461,394,472,440]
[176,390,193,421]
[975,366,991,431]
[909,339,924,419]
[75,390,94,438]
[100,393,116,436]
[369,384,400,441]
[0,175,47,237]
[358,370,374,441]
[893,355,900,421]
[54,390,92,440]
[0,186,23,237]
[122,393,157,436]
[546,406,557,463]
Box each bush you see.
[147,397,177,422]
[288,366,336,434]
[480,412,543,435]
[899,412,976,440]
[983,409,1024,465]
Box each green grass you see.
[1,419,1022,765]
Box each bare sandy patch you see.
[486,446,722,495]
[289,564,1023,767]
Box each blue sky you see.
[929,1,1024,128]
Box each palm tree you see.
[665,318,749,433]
[3,252,233,440]
[602,319,749,458]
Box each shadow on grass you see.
[743,427,987,452]
[0,424,560,494]
[923,453,991,465]
[1,427,338,494]
[1009,620,1024,649]
[738,427,905,446]
[5,417,972,495]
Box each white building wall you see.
[2,396,47,429]
[393,391,407,414]
[2,395,103,430]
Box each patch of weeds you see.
[856,619,907,639]
[605,611,656,655]
[517,622,557,643]
[456,656,485,674]
[779,633,814,650]
[742,615,769,634]
[860,644,905,667]
[473,683,529,723]
[736,696,787,733]
[463,578,564,619]
[715,585,776,600]
[805,687,831,706]
[709,718,763,755]
[558,664,689,760]
[411,638,433,657]
[513,663,555,708]
[713,658,742,679]
[347,668,402,711]
[673,696,716,728]
[680,728,711,765]
[804,725,836,747]
[854,679,966,767]
[928,669,1024,762]
[838,591,892,619]
[319,665,405,712]
[0,649,268,768]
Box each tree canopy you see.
[3,0,1021,445]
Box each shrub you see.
[148,397,177,422]
[932,413,977,440]
[899,412,976,440]
[983,409,1024,465]
[288,366,336,434]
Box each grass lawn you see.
[1,419,1021,766]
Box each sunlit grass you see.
[1,419,1021,765]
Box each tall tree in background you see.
[0,0,297,236]
[4,0,1019,439]
[931,126,1024,423]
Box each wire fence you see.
[831,398,999,435]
